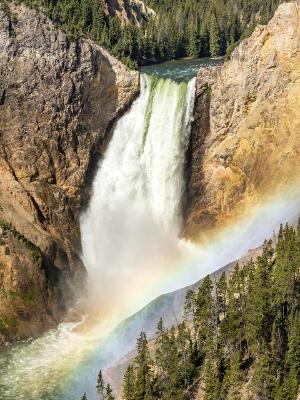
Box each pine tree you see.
[105,384,115,400]
[202,334,220,400]
[209,13,220,57]
[195,275,214,346]
[216,272,227,320]
[176,322,197,387]
[251,352,275,400]
[245,241,274,352]
[222,351,243,400]
[81,393,88,400]
[96,370,105,400]
[184,289,197,334]
[91,0,106,41]
[155,322,182,399]
[187,23,199,58]
[134,332,153,400]
[284,311,300,397]
[123,365,135,400]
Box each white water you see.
[0,73,198,400]
[80,74,196,318]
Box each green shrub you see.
[0,220,43,265]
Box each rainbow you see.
[0,177,299,400]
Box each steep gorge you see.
[0,1,299,399]
[0,0,299,366]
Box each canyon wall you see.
[105,0,155,26]
[0,2,139,344]
[185,1,300,237]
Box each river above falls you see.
[140,57,223,81]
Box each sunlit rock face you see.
[0,3,139,343]
[105,0,156,26]
[185,1,300,237]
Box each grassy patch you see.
[0,221,43,266]
[0,315,18,333]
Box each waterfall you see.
[1,66,300,400]
[80,74,196,316]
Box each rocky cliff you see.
[185,1,300,237]
[0,2,139,344]
[105,0,155,26]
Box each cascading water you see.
[0,70,198,400]
[80,75,196,317]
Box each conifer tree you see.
[202,334,220,400]
[222,351,243,400]
[216,271,227,320]
[96,370,105,400]
[134,332,153,400]
[184,289,197,334]
[123,365,135,400]
[251,352,275,400]
[209,13,220,57]
[195,275,214,346]
[105,384,115,400]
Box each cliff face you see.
[0,3,139,343]
[185,1,300,237]
[105,0,155,26]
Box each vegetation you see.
[10,0,287,67]
[122,222,300,399]
[80,370,115,400]
[142,0,287,62]
[0,315,17,334]
[0,220,43,265]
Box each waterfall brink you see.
[80,74,196,316]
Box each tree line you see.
[121,222,300,399]
[14,0,287,68]
[141,0,286,62]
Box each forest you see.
[13,0,287,68]
[84,222,300,399]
